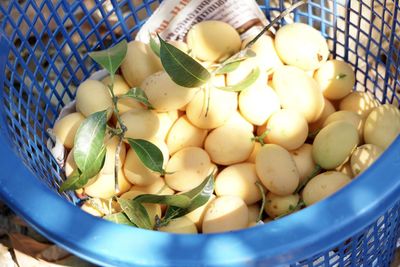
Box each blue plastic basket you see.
[0,0,399,266]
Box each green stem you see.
[106,74,128,194]
[252,128,271,145]
[107,74,127,134]
[245,0,308,48]
[114,137,123,194]
[295,164,322,193]
[255,182,266,222]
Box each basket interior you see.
[0,1,399,266]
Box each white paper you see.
[136,0,269,43]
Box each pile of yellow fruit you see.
[53,20,400,234]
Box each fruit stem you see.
[245,0,308,48]
[295,164,322,193]
[106,73,127,194]
[252,128,271,145]
[255,182,266,222]
[107,74,127,136]
[114,137,123,194]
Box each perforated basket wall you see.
[0,0,399,266]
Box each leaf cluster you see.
[106,174,214,229]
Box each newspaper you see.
[135,0,270,43]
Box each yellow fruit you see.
[273,66,325,123]
[165,147,212,192]
[141,71,198,112]
[215,163,263,205]
[120,41,162,87]
[159,216,198,234]
[364,104,400,149]
[264,193,300,218]
[323,110,363,143]
[314,59,355,100]
[205,124,254,166]
[302,171,351,205]
[239,83,281,126]
[339,91,379,118]
[76,79,113,120]
[312,121,359,169]
[186,194,216,230]
[290,144,317,184]
[275,23,329,71]
[186,86,237,130]
[121,109,160,141]
[247,142,262,163]
[241,34,283,74]
[256,144,299,196]
[187,21,241,62]
[263,109,309,150]
[52,112,85,149]
[166,116,208,155]
[202,196,248,233]
[308,98,336,135]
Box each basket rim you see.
[0,104,399,266]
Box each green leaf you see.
[59,147,106,192]
[158,34,211,88]
[164,173,214,221]
[149,35,160,57]
[216,67,260,92]
[215,61,241,75]
[215,48,256,75]
[104,212,136,226]
[89,40,128,75]
[127,138,165,174]
[121,88,154,109]
[59,169,82,192]
[134,194,191,208]
[73,110,107,177]
[80,145,107,181]
[117,198,152,230]
[224,48,256,64]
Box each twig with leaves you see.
[60,41,166,195]
[59,0,308,229]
